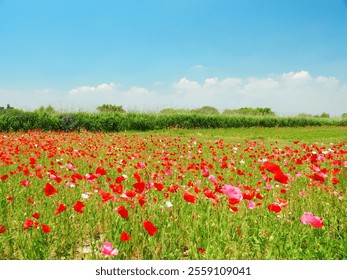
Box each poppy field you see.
[1,127,347,260]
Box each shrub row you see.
[0,110,346,132]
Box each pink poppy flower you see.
[247,201,256,210]
[300,212,324,228]
[221,185,243,204]
[101,242,119,256]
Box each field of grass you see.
[1,110,347,132]
[1,126,346,260]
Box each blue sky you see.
[1,0,347,116]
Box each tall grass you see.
[0,110,346,132]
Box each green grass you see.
[0,127,346,260]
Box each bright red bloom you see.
[42,224,50,233]
[55,203,67,215]
[20,180,30,187]
[198,248,206,253]
[0,225,6,234]
[154,182,164,191]
[120,231,131,242]
[73,201,85,214]
[27,198,34,204]
[133,181,146,193]
[1,174,8,181]
[125,190,136,197]
[23,219,34,230]
[32,212,40,219]
[274,172,288,184]
[117,205,129,219]
[144,220,158,236]
[183,192,198,203]
[267,203,282,213]
[95,167,107,176]
[44,182,58,196]
[264,162,281,174]
[101,191,114,203]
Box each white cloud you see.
[173,77,201,91]
[1,71,347,116]
[69,82,117,95]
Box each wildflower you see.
[144,221,158,236]
[55,203,67,215]
[42,224,50,233]
[120,231,131,242]
[247,201,256,210]
[267,203,281,213]
[0,225,6,234]
[183,192,198,203]
[32,212,40,219]
[117,205,129,219]
[73,201,85,214]
[165,201,173,208]
[101,242,119,256]
[20,180,30,187]
[23,219,34,230]
[198,248,206,253]
[299,190,306,196]
[44,182,58,196]
[300,212,324,228]
[221,185,243,204]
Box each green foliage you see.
[34,105,57,115]
[0,110,345,132]
[159,108,191,114]
[223,107,275,116]
[96,104,126,113]
[296,112,330,118]
[191,106,220,115]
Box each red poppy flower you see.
[144,220,158,236]
[20,180,30,187]
[101,191,114,203]
[126,190,137,197]
[154,182,164,191]
[73,201,85,214]
[95,167,107,176]
[133,181,146,193]
[198,248,206,253]
[120,231,131,242]
[117,205,129,219]
[267,203,282,213]
[23,219,34,230]
[44,182,58,196]
[27,198,34,204]
[1,174,8,181]
[274,172,288,184]
[55,203,67,215]
[138,196,146,207]
[183,192,198,203]
[32,212,40,219]
[0,225,6,234]
[263,162,281,174]
[42,224,50,233]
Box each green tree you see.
[34,105,57,115]
[192,106,219,115]
[96,104,126,113]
